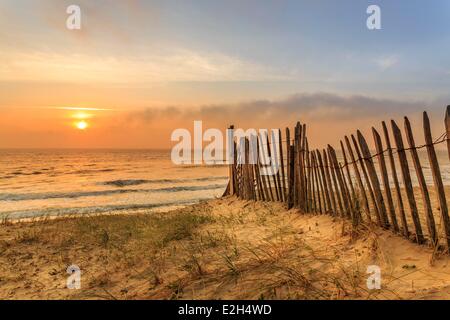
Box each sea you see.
[0,148,448,221]
[0,149,228,220]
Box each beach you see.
[2,192,450,300]
[1,0,450,306]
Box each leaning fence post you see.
[345,136,371,223]
[351,134,380,224]
[254,139,264,201]
[372,128,399,233]
[226,125,235,196]
[404,116,437,246]
[294,123,300,207]
[340,140,356,201]
[312,152,323,213]
[257,139,269,201]
[279,129,286,202]
[328,145,352,219]
[234,141,240,197]
[327,148,344,217]
[245,138,254,200]
[296,123,306,210]
[316,150,332,213]
[317,152,328,213]
[259,135,274,201]
[424,111,450,251]
[340,141,360,224]
[301,124,308,210]
[271,131,283,202]
[357,131,389,228]
[391,120,425,244]
[382,121,409,238]
[267,136,280,201]
[323,149,338,215]
[287,144,295,209]
[310,151,317,213]
[446,106,450,161]
[305,141,312,212]
[285,128,291,204]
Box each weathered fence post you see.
[260,135,274,201]
[424,111,450,251]
[254,138,264,201]
[351,134,380,224]
[317,152,328,213]
[446,106,450,161]
[266,136,280,202]
[245,138,256,200]
[274,136,284,202]
[294,123,300,207]
[356,131,389,228]
[340,140,360,224]
[227,125,235,196]
[404,117,437,246]
[328,146,352,219]
[328,145,350,217]
[279,129,286,202]
[287,144,295,209]
[305,141,312,212]
[316,150,332,214]
[382,122,409,238]
[372,128,399,232]
[323,149,338,215]
[301,124,308,210]
[340,140,356,201]
[345,136,371,223]
[296,123,306,210]
[391,120,425,244]
[235,141,241,198]
[312,152,322,213]
[327,148,344,217]
[310,151,317,213]
[257,139,269,201]
[285,128,291,204]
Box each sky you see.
[0,0,450,149]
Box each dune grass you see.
[1,196,449,300]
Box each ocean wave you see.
[9,171,44,176]
[178,164,226,169]
[102,179,151,187]
[0,184,227,201]
[0,197,213,220]
[74,168,115,174]
[8,168,116,178]
[101,176,228,187]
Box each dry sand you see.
[1,195,450,300]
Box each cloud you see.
[128,92,425,125]
[0,48,289,83]
[123,92,446,149]
[375,55,399,70]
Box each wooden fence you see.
[225,106,450,251]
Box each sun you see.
[75,120,89,130]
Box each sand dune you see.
[1,196,450,300]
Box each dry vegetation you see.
[1,196,450,300]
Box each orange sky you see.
[1,1,449,150]
[0,101,446,151]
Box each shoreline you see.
[0,201,210,225]
[1,196,450,300]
